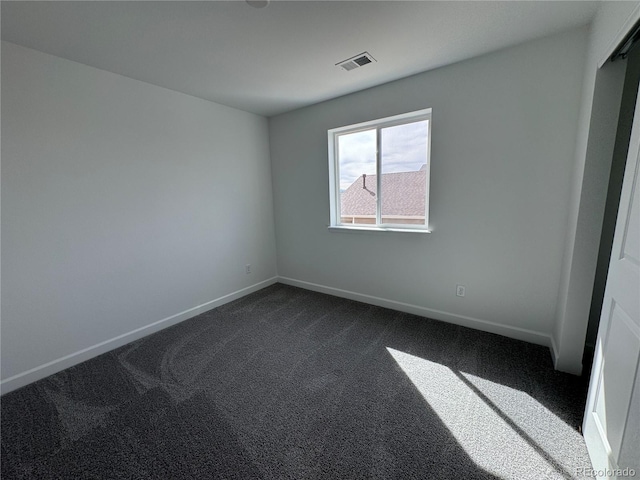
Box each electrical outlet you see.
[456,285,466,297]
[245,264,251,274]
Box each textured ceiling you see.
[2,1,600,116]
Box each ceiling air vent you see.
[336,52,376,72]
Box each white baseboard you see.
[278,276,553,350]
[552,351,584,376]
[2,275,559,395]
[550,334,561,370]
[0,277,278,395]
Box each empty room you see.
[2,1,639,479]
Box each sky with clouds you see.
[338,120,429,191]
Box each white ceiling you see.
[2,1,600,117]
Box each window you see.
[328,108,432,232]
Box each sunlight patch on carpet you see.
[386,347,578,480]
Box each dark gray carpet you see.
[1,283,592,479]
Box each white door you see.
[583,85,640,477]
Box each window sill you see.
[328,225,431,234]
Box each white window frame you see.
[328,108,432,233]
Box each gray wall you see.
[269,27,588,347]
[1,42,277,390]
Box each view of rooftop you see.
[340,166,426,225]
[337,119,429,226]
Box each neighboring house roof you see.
[340,167,426,216]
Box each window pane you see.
[338,129,377,225]
[380,120,428,225]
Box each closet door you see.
[583,81,640,477]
